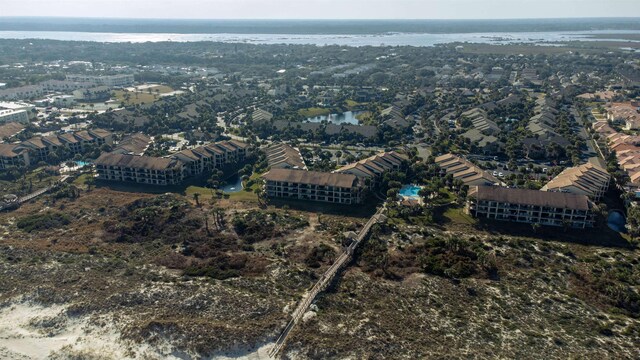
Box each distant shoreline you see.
[1,29,639,46]
[0,17,639,35]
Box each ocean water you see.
[0,29,638,46]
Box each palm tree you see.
[531,222,541,233]
[193,192,201,207]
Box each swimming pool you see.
[399,184,422,199]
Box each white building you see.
[0,109,29,124]
[66,74,135,88]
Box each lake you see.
[1,30,639,46]
[306,111,362,125]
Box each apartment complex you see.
[604,101,640,130]
[541,160,610,201]
[0,122,26,141]
[591,110,640,195]
[0,76,134,100]
[95,153,184,185]
[66,74,135,88]
[0,109,29,124]
[0,101,34,124]
[468,186,595,229]
[266,143,307,170]
[0,144,31,170]
[252,108,273,123]
[112,133,152,155]
[96,140,249,185]
[334,151,406,182]
[171,140,249,176]
[263,168,362,204]
[260,149,407,205]
[21,129,113,161]
[434,153,499,186]
[460,108,500,135]
[73,86,112,102]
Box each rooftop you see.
[263,168,359,189]
[95,153,182,171]
[470,186,591,211]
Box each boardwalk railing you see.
[268,206,385,358]
[17,175,70,204]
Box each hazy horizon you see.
[2,0,640,20]
[2,16,640,20]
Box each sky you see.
[2,0,640,19]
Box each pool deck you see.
[398,185,424,205]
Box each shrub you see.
[16,212,71,232]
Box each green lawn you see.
[228,190,258,202]
[298,107,331,118]
[443,207,477,225]
[185,185,216,200]
[113,90,159,106]
[72,174,91,187]
[185,185,258,203]
[345,99,368,109]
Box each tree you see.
[626,206,640,238]
[531,222,541,233]
[193,192,201,207]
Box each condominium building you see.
[170,140,249,177]
[263,168,362,204]
[460,108,500,135]
[541,160,610,201]
[265,143,307,170]
[252,108,273,123]
[0,122,25,142]
[0,109,29,124]
[434,153,499,186]
[73,86,112,102]
[66,74,135,88]
[95,153,184,186]
[604,102,640,130]
[468,186,595,229]
[112,133,152,155]
[334,151,406,182]
[0,144,30,170]
[96,140,249,185]
[20,129,113,161]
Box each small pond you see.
[220,174,243,193]
[306,111,362,125]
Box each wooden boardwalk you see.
[268,206,386,358]
[17,175,70,204]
